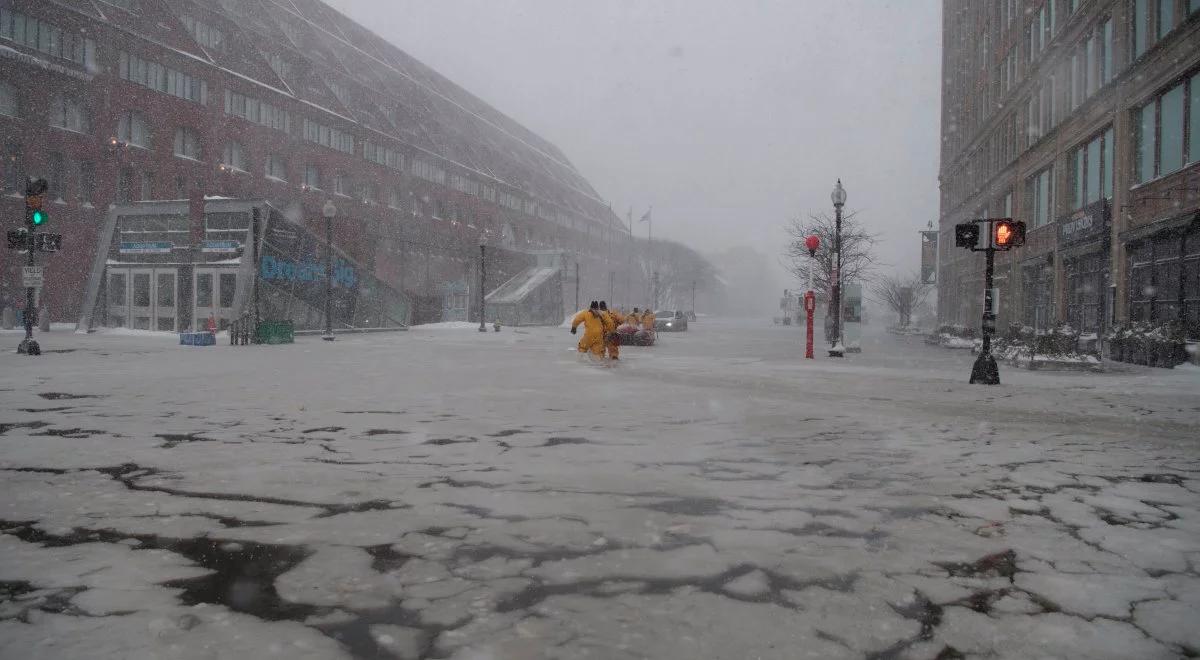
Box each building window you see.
[119,51,207,104]
[78,160,94,205]
[0,81,17,117]
[266,53,290,81]
[363,141,403,170]
[224,90,289,132]
[117,166,133,203]
[332,173,348,196]
[1101,18,1114,85]
[3,142,23,192]
[173,127,201,159]
[304,164,321,190]
[358,180,377,204]
[1136,74,1199,183]
[139,171,153,201]
[0,8,96,68]
[1070,127,1114,209]
[1028,166,1054,227]
[388,186,403,209]
[181,14,223,51]
[302,118,354,154]
[411,158,446,185]
[1133,0,1149,58]
[117,111,150,148]
[49,94,89,133]
[264,154,287,180]
[48,152,64,201]
[1023,263,1056,331]
[175,175,188,199]
[1129,228,1200,336]
[1157,0,1175,40]
[221,141,246,172]
[1065,252,1105,333]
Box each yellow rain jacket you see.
[570,309,607,356]
[641,311,656,331]
[603,310,625,359]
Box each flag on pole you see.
[639,208,652,223]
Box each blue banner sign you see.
[260,254,357,289]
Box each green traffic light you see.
[31,210,46,226]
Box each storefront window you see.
[1129,227,1200,337]
[1066,253,1104,333]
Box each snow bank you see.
[410,321,483,330]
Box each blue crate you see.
[179,331,216,346]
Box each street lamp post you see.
[478,235,488,332]
[829,180,847,358]
[322,200,336,341]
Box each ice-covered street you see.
[1,319,1198,659]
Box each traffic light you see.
[955,223,980,248]
[991,219,1025,250]
[25,177,47,227]
[7,229,28,250]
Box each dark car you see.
[654,310,688,332]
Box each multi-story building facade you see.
[0,0,626,326]
[938,0,1200,343]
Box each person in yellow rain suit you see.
[599,301,624,360]
[570,300,606,358]
[641,309,656,332]
[627,308,642,328]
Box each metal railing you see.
[229,314,256,345]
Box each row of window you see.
[180,14,223,52]
[363,141,404,170]
[302,118,354,154]
[1135,71,1200,184]
[0,8,96,69]
[224,90,290,133]
[1,142,97,204]
[119,51,208,104]
[1132,0,1200,60]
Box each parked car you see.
[654,310,688,332]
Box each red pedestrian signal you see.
[991,219,1025,250]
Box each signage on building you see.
[920,230,938,283]
[1057,200,1110,247]
[119,241,173,254]
[201,240,241,253]
[0,46,94,83]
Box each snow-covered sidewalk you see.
[0,320,1197,659]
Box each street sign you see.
[22,265,44,288]
[35,233,62,252]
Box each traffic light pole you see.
[19,205,37,354]
[969,246,999,384]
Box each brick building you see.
[938,0,1200,342]
[0,0,627,327]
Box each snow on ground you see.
[0,318,1197,659]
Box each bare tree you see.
[869,271,934,328]
[783,210,879,294]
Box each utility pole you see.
[322,200,336,341]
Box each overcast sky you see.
[325,0,942,287]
